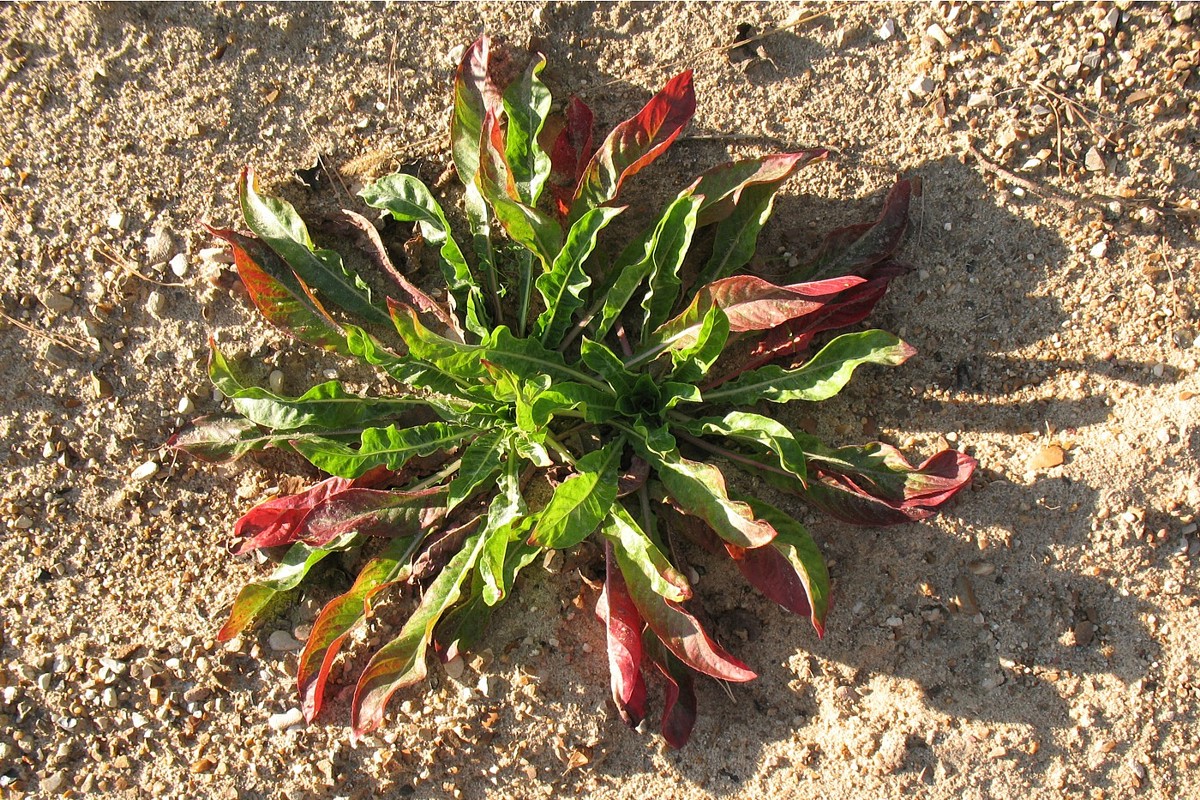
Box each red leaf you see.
[705,263,906,388]
[727,543,813,621]
[595,541,647,726]
[643,632,697,748]
[546,96,595,217]
[570,71,696,220]
[231,467,396,554]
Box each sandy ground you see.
[1,2,1198,798]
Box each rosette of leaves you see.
[173,36,976,746]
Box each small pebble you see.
[147,290,167,319]
[909,76,936,97]
[40,770,68,794]
[198,246,233,264]
[269,369,285,394]
[106,211,125,231]
[444,656,465,682]
[1085,147,1106,173]
[131,461,160,481]
[41,292,74,315]
[1028,445,1064,471]
[177,395,195,415]
[267,707,305,731]
[1090,238,1108,259]
[446,43,466,65]
[268,630,301,652]
[926,23,951,48]
[145,229,175,263]
[875,19,896,40]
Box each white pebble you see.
[169,253,189,278]
[102,687,118,708]
[131,461,160,481]
[876,18,896,40]
[446,43,466,65]
[1090,239,1108,259]
[268,370,285,394]
[177,395,195,415]
[926,23,951,47]
[106,211,125,231]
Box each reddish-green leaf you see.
[204,225,348,354]
[217,533,358,641]
[803,444,977,525]
[569,70,696,221]
[166,415,271,462]
[798,178,917,281]
[478,111,564,270]
[611,535,755,682]
[686,150,827,226]
[729,497,830,637]
[298,536,415,721]
[239,168,389,325]
[351,526,487,740]
[231,467,396,555]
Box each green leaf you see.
[352,525,488,739]
[391,303,611,396]
[360,173,487,336]
[676,410,812,483]
[579,338,637,394]
[298,535,417,720]
[534,205,625,349]
[692,181,781,288]
[529,381,618,426]
[209,346,417,432]
[239,168,389,325]
[590,228,656,340]
[702,330,916,406]
[528,442,622,549]
[630,425,776,549]
[436,533,539,660]
[216,532,359,641]
[478,113,563,271]
[447,430,509,510]
[479,462,530,606]
[668,305,729,384]
[598,504,690,603]
[640,194,702,333]
[502,53,553,205]
[290,422,477,479]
